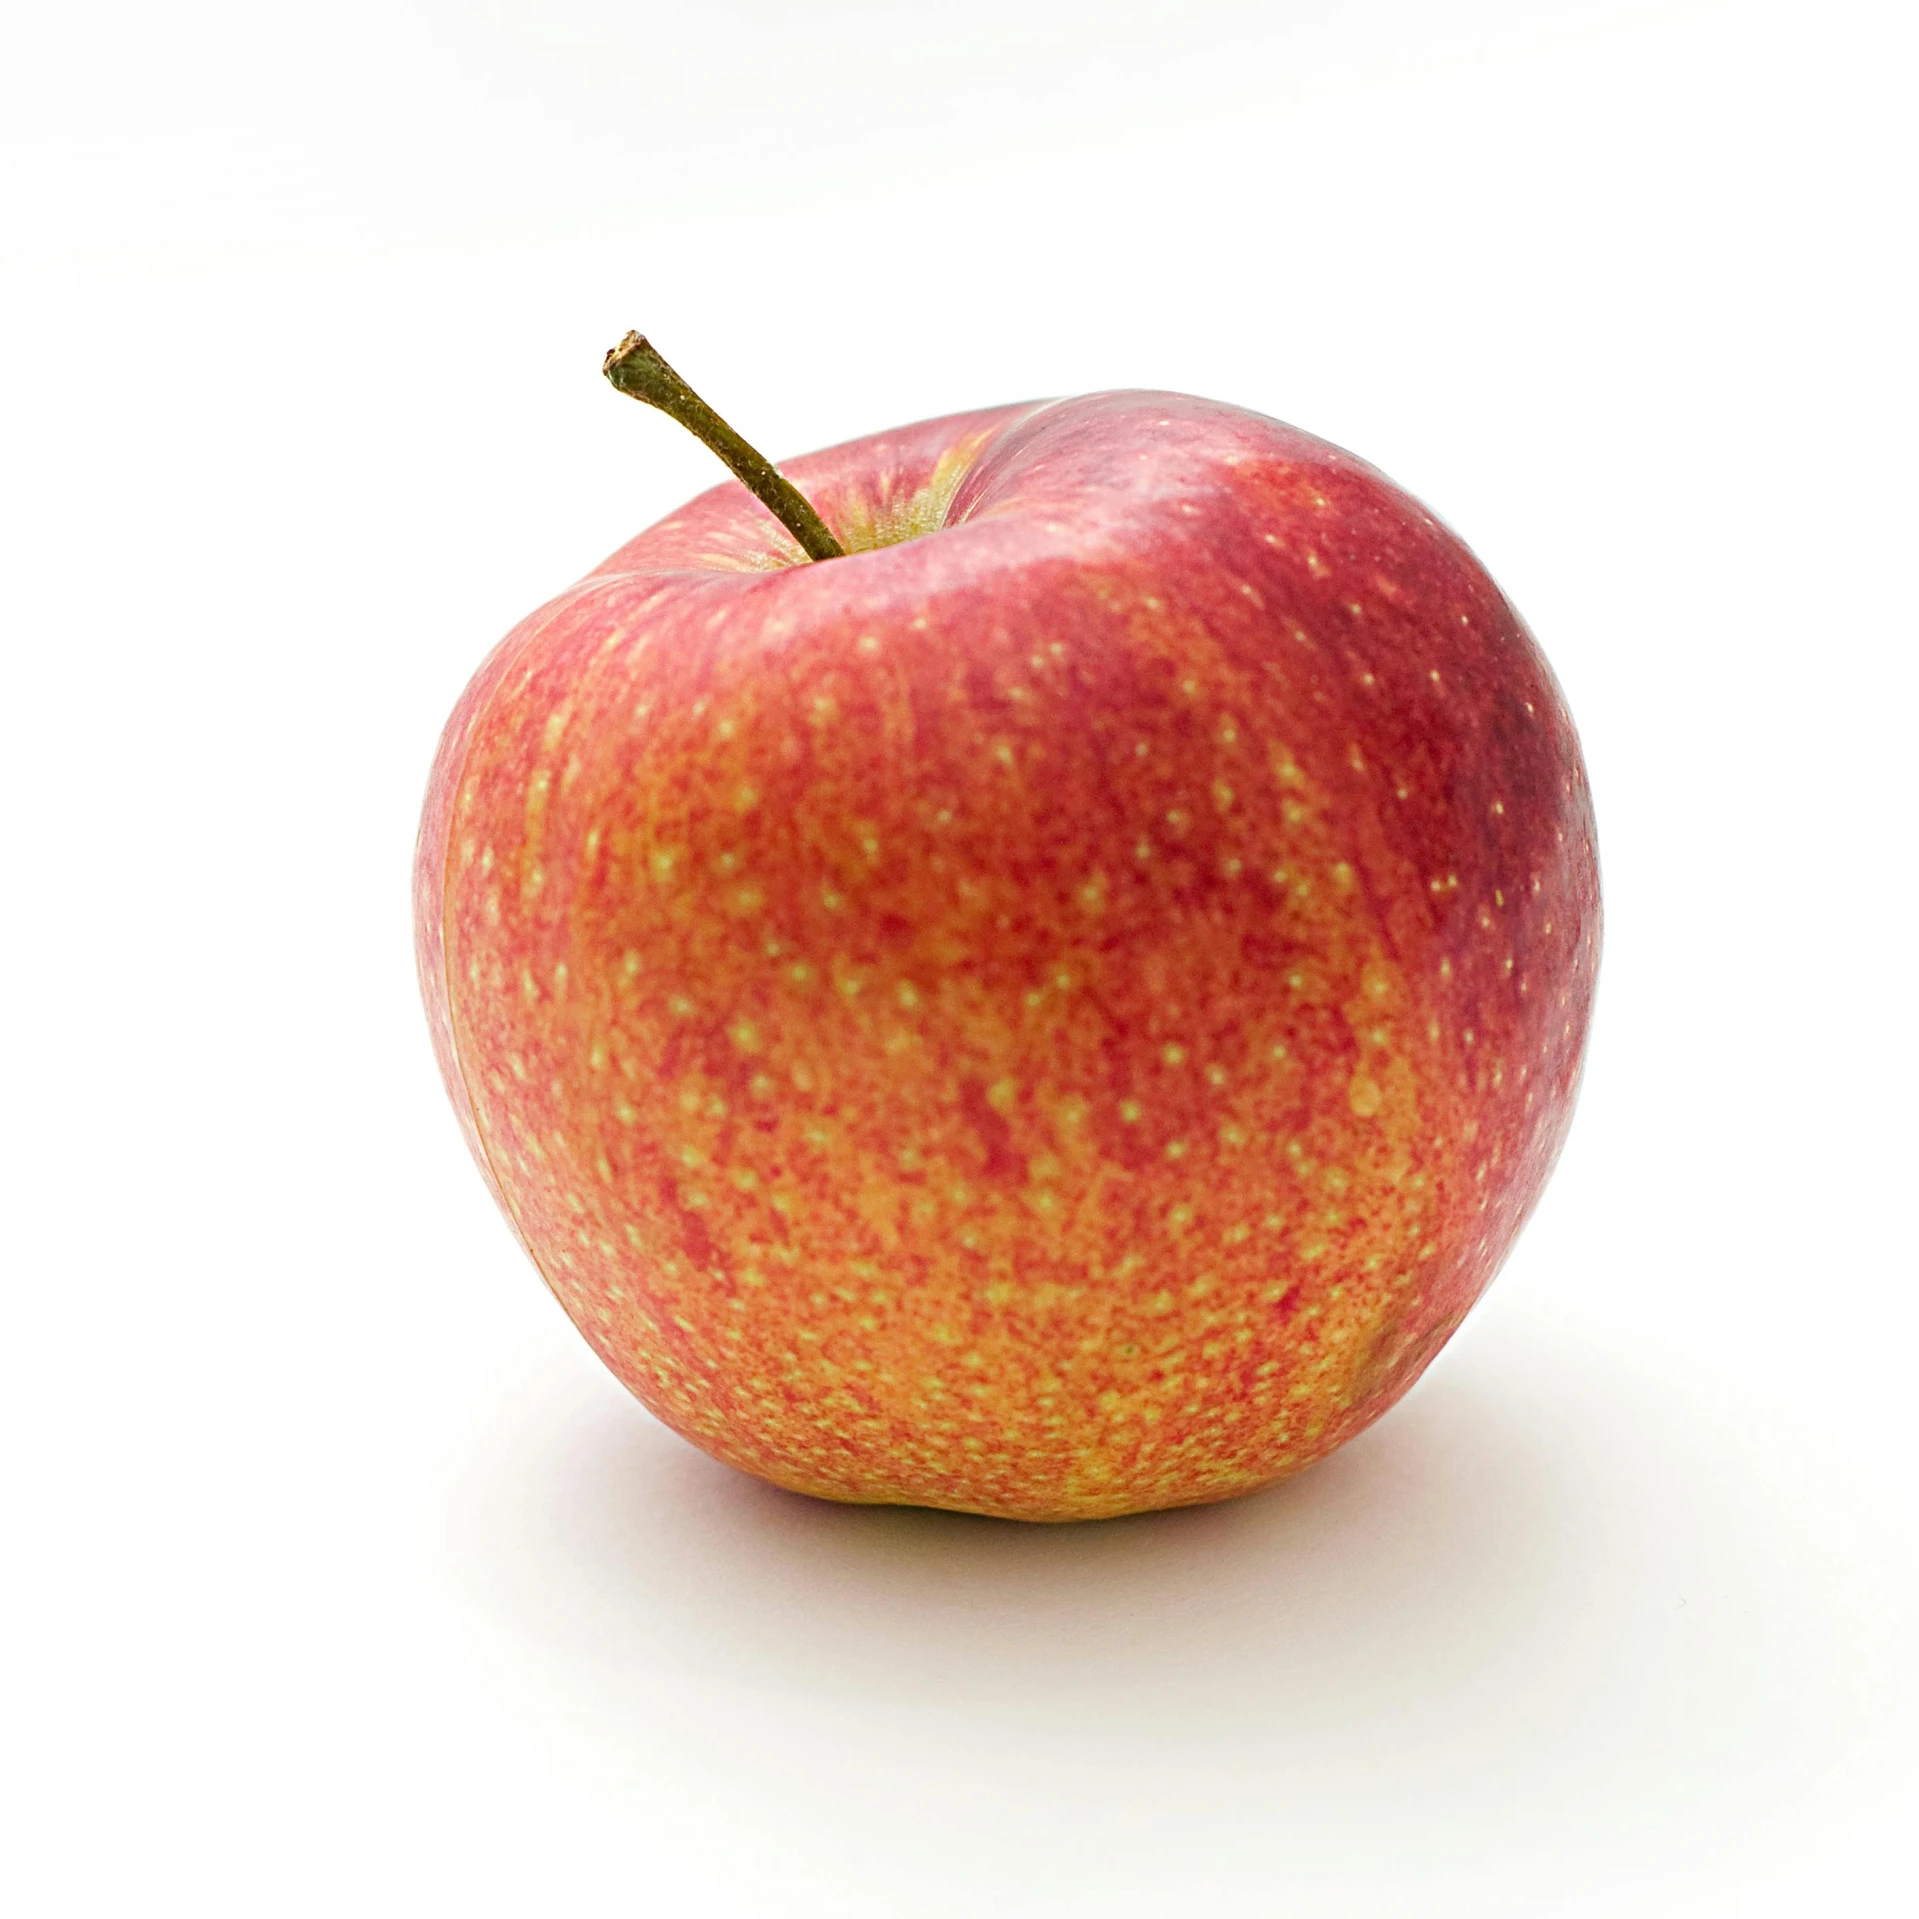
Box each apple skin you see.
[415,391,1599,1522]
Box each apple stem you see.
[602,332,846,563]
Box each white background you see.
[4,3,1915,1912]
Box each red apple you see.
[415,383,1599,1521]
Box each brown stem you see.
[602,332,845,562]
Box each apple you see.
[415,340,1599,1522]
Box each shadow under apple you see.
[420,1312,1910,1889]
[431,1325,1718,1738]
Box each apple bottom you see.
[564,1282,1477,1524]
[487,885,1520,1523]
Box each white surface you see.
[4,3,1915,1912]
